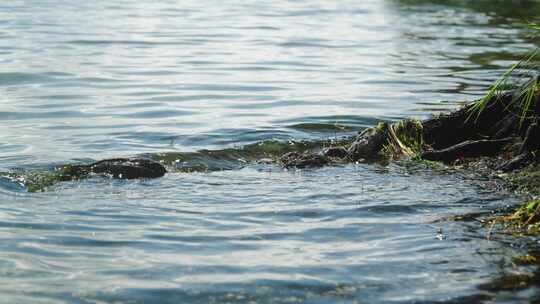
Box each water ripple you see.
[0,0,537,302]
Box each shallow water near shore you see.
[0,164,526,303]
[1,0,540,303]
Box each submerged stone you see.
[321,146,349,159]
[89,158,167,179]
[280,152,329,169]
[64,158,167,180]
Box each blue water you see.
[0,1,538,303]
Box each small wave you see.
[66,39,202,46]
[0,72,52,86]
[0,176,29,196]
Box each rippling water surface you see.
[0,0,539,303]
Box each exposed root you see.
[421,138,516,163]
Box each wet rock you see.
[321,146,349,159]
[348,123,388,161]
[280,152,329,169]
[68,158,167,179]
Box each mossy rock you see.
[280,152,330,169]
[8,158,167,192]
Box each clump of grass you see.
[490,199,540,235]
[468,23,540,124]
[382,119,424,159]
[513,254,538,266]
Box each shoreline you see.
[279,90,540,232]
[3,91,540,298]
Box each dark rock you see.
[71,158,166,179]
[421,138,516,163]
[348,123,388,161]
[280,152,329,169]
[321,146,349,159]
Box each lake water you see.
[0,1,538,303]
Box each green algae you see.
[5,167,77,193]
[398,157,450,173]
[152,138,357,172]
[6,139,350,192]
[489,199,540,235]
[512,254,538,266]
[152,140,326,166]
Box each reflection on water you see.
[0,0,538,165]
[0,0,539,303]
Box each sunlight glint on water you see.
[0,1,538,303]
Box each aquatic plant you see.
[491,199,540,235]
[468,23,540,124]
[382,119,424,159]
